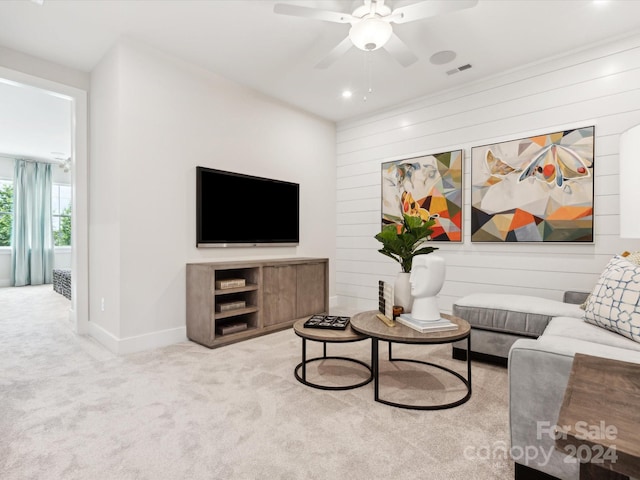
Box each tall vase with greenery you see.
[374,213,438,311]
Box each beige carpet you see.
[0,285,515,479]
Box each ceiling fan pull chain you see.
[367,52,374,95]
[363,52,374,102]
[362,53,368,102]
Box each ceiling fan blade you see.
[383,33,418,67]
[273,3,354,24]
[390,0,478,24]
[315,36,354,69]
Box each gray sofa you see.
[451,289,640,479]
[451,291,587,364]
[509,313,640,480]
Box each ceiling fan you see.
[52,152,71,172]
[273,0,478,69]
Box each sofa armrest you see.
[509,336,640,479]
[508,339,579,480]
[562,290,589,305]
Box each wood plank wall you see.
[335,34,640,314]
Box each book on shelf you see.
[216,300,247,312]
[303,315,350,330]
[396,314,458,333]
[215,278,246,289]
[216,321,248,336]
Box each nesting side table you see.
[292,318,373,390]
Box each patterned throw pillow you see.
[580,251,640,310]
[627,251,640,265]
[583,255,640,343]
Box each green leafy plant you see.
[54,205,72,246]
[374,213,438,273]
[0,182,13,247]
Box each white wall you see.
[90,39,336,353]
[335,34,640,314]
[88,43,122,339]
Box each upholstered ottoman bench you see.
[53,268,72,300]
[451,291,587,364]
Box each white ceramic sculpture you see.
[409,255,446,321]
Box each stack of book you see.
[215,278,246,289]
[216,300,246,312]
[376,280,396,326]
[216,321,248,335]
[396,314,458,333]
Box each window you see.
[0,180,71,247]
[0,180,12,247]
[52,184,72,246]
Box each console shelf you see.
[214,284,259,295]
[214,306,259,320]
[186,257,328,348]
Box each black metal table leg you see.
[467,333,472,391]
[302,337,307,382]
[294,336,373,391]
[373,334,472,410]
[373,338,379,402]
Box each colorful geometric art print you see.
[381,150,463,242]
[470,126,594,243]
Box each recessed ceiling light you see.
[430,50,457,66]
[342,90,353,99]
[593,0,609,5]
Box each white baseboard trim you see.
[88,322,120,353]
[89,322,187,355]
[0,279,10,287]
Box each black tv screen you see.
[196,167,300,247]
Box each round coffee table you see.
[350,310,471,410]
[292,317,373,390]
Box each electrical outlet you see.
[101,297,105,312]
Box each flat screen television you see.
[196,166,300,247]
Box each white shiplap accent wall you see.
[335,34,640,314]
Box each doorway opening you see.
[0,67,88,334]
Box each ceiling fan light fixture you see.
[349,17,392,51]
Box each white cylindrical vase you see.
[394,272,413,313]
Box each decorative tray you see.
[303,315,350,330]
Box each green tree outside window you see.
[0,182,12,247]
[54,205,71,246]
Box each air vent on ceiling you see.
[446,64,473,76]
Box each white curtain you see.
[11,159,54,286]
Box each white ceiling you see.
[1,0,640,160]
[0,80,71,161]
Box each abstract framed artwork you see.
[471,126,594,243]
[381,150,463,242]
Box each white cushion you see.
[454,293,584,318]
[544,317,640,352]
[584,255,640,343]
